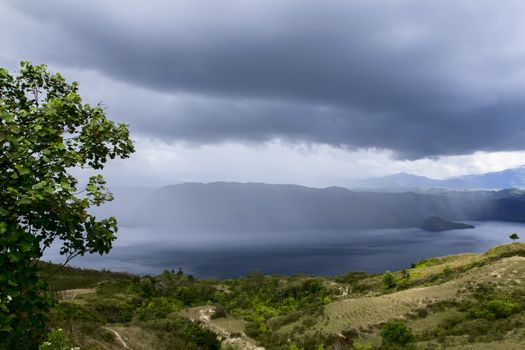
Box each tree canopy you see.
[0,62,134,348]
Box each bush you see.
[92,298,134,323]
[464,297,520,320]
[335,271,370,284]
[442,266,453,279]
[40,329,72,350]
[380,320,414,348]
[382,272,397,289]
[244,321,262,338]
[142,318,221,350]
[485,298,519,319]
[211,304,227,319]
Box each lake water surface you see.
[43,221,525,278]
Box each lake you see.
[43,221,525,278]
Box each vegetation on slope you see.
[38,243,525,349]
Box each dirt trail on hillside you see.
[58,288,95,300]
[103,327,129,349]
[193,306,264,350]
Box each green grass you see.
[38,261,133,291]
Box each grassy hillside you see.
[40,243,525,349]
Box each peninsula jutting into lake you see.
[418,216,475,232]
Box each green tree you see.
[382,271,396,289]
[509,233,520,243]
[0,62,134,349]
[380,320,414,348]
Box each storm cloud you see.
[2,0,525,158]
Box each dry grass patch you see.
[107,326,163,350]
[307,254,525,336]
[178,305,261,350]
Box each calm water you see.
[43,221,525,278]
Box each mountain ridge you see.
[359,165,525,189]
[96,182,525,230]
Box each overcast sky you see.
[2,0,525,187]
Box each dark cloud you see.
[2,0,525,158]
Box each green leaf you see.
[3,114,14,122]
[0,303,9,313]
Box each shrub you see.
[142,318,221,350]
[211,304,228,319]
[460,293,520,321]
[40,329,72,350]
[484,298,520,319]
[382,272,397,289]
[380,320,414,348]
[335,271,370,284]
[442,266,453,278]
[244,321,262,338]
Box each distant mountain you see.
[90,186,159,220]
[97,182,525,230]
[457,166,525,189]
[360,166,525,190]
[359,172,468,189]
